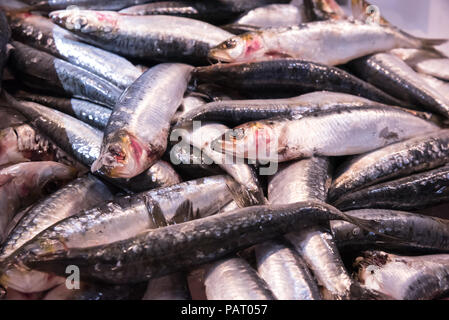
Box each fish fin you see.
[143,197,168,228]
[172,199,195,224]
[225,177,263,207]
[417,36,448,49]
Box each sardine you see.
[176,122,265,205]
[211,106,439,163]
[332,209,449,253]
[12,176,237,262]
[5,94,103,168]
[0,175,114,293]
[329,130,449,202]
[8,12,142,89]
[355,251,449,300]
[0,161,76,242]
[143,273,191,300]
[18,201,375,284]
[208,20,446,65]
[350,53,449,118]
[193,60,408,105]
[204,258,275,300]
[92,63,193,179]
[255,240,321,300]
[391,48,449,82]
[0,124,82,169]
[9,41,122,108]
[14,91,112,130]
[50,10,233,64]
[0,10,9,92]
[418,74,449,101]
[22,0,154,11]
[334,164,449,211]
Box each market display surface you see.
[0,0,448,300]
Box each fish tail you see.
[417,36,448,49]
[225,177,266,207]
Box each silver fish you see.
[233,4,306,28]
[205,258,275,300]
[143,273,191,300]
[209,20,446,65]
[92,63,193,179]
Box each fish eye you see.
[223,39,237,50]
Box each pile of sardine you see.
[0,0,449,300]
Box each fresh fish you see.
[0,161,76,242]
[349,53,449,118]
[12,176,238,262]
[0,10,9,92]
[50,10,233,64]
[351,0,390,25]
[303,0,346,21]
[176,122,265,205]
[0,107,26,130]
[18,201,376,284]
[119,1,242,24]
[8,12,142,89]
[44,282,146,300]
[9,41,122,108]
[255,240,321,300]
[331,209,449,253]
[14,91,112,130]
[268,157,331,204]
[391,48,449,82]
[286,228,355,300]
[92,63,193,179]
[334,164,449,211]
[172,93,208,125]
[114,160,182,193]
[0,124,81,168]
[193,60,408,105]
[329,130,449,202]
[355,251,449,300]
[418,74,449,101]
[204,258,275,300]
[231,4,306,29]
[169,142,223,179]
[208,20,446,65]
[0,175,113,294]
[177,91,435,127]
[4,94,103,168]
[143,273,191,300]
[211,106,439,163]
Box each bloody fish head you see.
[49,9,119,38]
[211,121,279,163]
[91,131,149,179]
[209,33,265,63]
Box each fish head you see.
[209,33,264,63]
[91,131,150,179]
[50,9,119,39]
[211,121,279,162]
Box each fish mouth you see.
[208,48,233,63]
[211,134,235,155]
[91,133,148,179]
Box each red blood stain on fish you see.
[245,39,262,58]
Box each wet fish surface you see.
[19,201,366,284]
[334,164,449,211]
[350,53,449,118]
[50,10,233,64]
[193,60,408,105]
[329,129,449,202]
[205,257,275,300]
[9,41,122,108]
[92,63,193,179]
[208,20,445,65]
[211,106,439,163]
[0,10,9,92]
[355,251,449,300]
[8,12,142,89]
